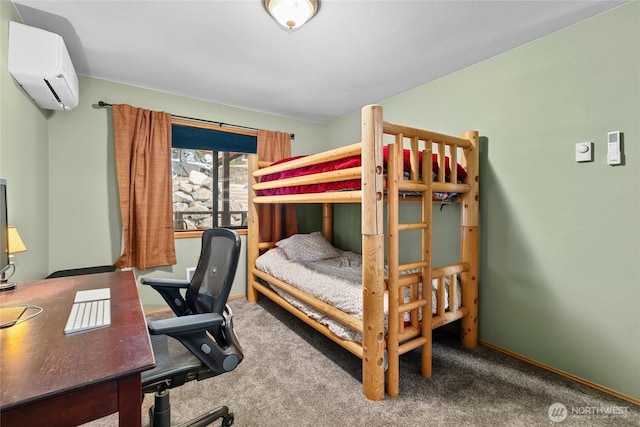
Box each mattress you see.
[255,246,461,343]
[257,146,466,203]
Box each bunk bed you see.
[247,105,479,400]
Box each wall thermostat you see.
[575,142,592,162]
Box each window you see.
[171,120,256,232]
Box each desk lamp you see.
[0,226,27,291]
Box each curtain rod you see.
[96,101,294,140]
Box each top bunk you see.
[250,105,478,209]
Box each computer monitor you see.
[0,178,10,277]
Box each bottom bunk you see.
[250,232,473,397]
[255,236,464,344]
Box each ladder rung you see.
[398,222,428,231]
[399,299,428,313]
[397,273,421,286]
[398,337,428,355]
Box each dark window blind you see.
[172,124,257,153]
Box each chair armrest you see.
[148,313,224,335]
[140,276,191,316]
[150,312,243,375]
[140,277,190,288]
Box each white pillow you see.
[276,232,340,263]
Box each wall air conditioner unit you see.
[8,21,79,111]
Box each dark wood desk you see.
[0,271,155,427]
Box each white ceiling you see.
[11,0,627,123]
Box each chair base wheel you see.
[222,413,234,426]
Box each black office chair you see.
[140,228,243,427]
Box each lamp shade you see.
[265,0,318,30]
[8,226,26,254]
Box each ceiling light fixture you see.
[265,0,318,30]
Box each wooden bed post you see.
[421,146,433,379]
[386,140,401,398]
[361,105,385,401]
[459,130,479,348]
[247,153,260,303]
[322,203,333,243]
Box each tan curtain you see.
[112,104,176,270]
[257,130,298,242]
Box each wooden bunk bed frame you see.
[247,105,479,400]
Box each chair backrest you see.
[186,228,241,315]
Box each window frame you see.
[171,119,255,239]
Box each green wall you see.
[0,0,50,281]
[325,3,640,402]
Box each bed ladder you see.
[385,137,433,398]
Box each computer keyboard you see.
[64,288,111,334]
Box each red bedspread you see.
[258,146,466,196]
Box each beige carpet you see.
[84,297,639,426]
